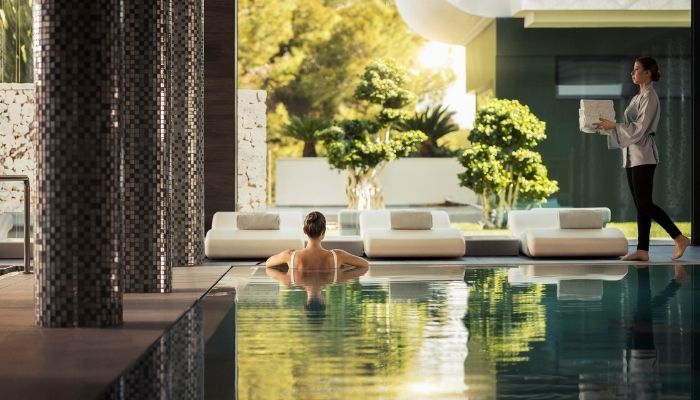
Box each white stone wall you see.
[236,89,267,212]
[0,83,35,213]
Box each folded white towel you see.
[579,100,615,134]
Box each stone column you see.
[236,90,267,212]
[170,0,205,266]
[33,0,123,327]
[122,0,173,292]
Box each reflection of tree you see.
[236,280,431,400]
[463,269,546,363]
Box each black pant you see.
[626,164,681,251]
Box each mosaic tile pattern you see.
[122,0,173,293]
[170,0,205,267]
[33,0,123,327]
[102,303,204,400]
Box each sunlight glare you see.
[418,41,452,69]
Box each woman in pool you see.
[265,211,369,271]
[594,56,690,261]
[266,257,369,320]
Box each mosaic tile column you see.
[123,0,173,292]
[102,303,204,399]
[170,0,205,266]
[33,0,123,327]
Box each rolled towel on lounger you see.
[237,212,281,230]
[390,210,433,230]
[558,209,606,229]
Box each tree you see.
[282,115,329,157]
[458,99,559,228]
[237,0,455,136]
[399,104,459,157]
[1,0,33,82]
[318,60,426,209]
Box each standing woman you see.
[595,57,690,261]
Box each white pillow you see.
[237,213,280,230]
[390,210,433,230]
[559,209,605,229]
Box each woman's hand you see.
[593,118,616,131]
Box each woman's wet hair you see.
[304,211,326,239]
[636,56,661,82]
[304,297,326,324]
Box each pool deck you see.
[0,266,230,400]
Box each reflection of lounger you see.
[360,264,465,284]
[508,265,628,301]
[359,210,465,258]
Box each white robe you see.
[607,85,660,168]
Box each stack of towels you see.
[579,99,615,134]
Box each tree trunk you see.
[346,166,385,210]
[302,139,317,157]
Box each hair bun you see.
[307,212,317,222]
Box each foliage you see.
[237,0,455,204]
[282,115,330,157]
[0,0,33,82]
[463,269,546,364]
[607,221,692,238]
[237,281,430,399]
[399,104,460,157]
[458,99,558,228]
[317,60,426,208]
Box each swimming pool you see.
[233,264,698,399]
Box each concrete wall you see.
[0,83,35,214]
[275,157,477,207]
[493,19,691,221]
[236,89,267,211]
[466,20,496,105]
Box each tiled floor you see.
[0,265,229,400]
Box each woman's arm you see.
[611,93,658,148]
[335,249,369,268]
[265,267,291,285]
[338,265,369,282]
[265,249,293,268]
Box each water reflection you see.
[620,266,687,398]
[266,264,369,320]
[234,265,695,399]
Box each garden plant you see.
[458,98,558,228]
[318,60,426,209]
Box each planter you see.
[275,157,477,207]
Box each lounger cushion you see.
[390,210,433,230]
[205,211,304,258]
[523,227,628,257]
[362,228,465,257]
[359,210,464,258]
[558,209,606,229]
[236,213,280,230]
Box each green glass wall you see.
[494,18,691,221]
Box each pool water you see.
[234,264,699,399]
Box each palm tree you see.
[398,104,459,157]
[282,116,330,157]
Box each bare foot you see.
[673,265,690,283]
[672,235,690,260]
[622,250,649,261]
